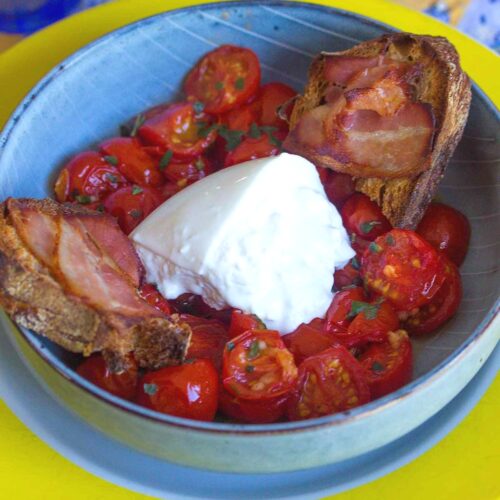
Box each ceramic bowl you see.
[0,1,498,473]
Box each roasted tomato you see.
[403,257,462,335]
[341,193,392,242]
[361,229,447,311]
[99,137,164,188]
[358,329,412,399]
[324,286,366,333]
[184,45,261,114]
[287,346,370,421]
[223,100,260,133]
[162,156,214,186]
[228,310,266,339]
[224,129,286,167]
[223,330,298,400]
[416,202,471,267]
[159,181,183,201]
[54,151,128,204]
[136,359,219,421]
[181,314,229,370]
[256,82,296,129]
[77,353,138,400]
[317,167,356,209]
[139,284,171,315]
[103,185,163,234]
[138,102,216,160]
[283,318,337,365]
[218,388,289,424]
[171,293,232,325]
[334,259,363,290]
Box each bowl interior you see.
[0,1,498,409]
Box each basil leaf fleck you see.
[75,194,91,205]
[130,113,145,137]
[247,340,260,360]
[215,81,224,91]
[143,383,158,396]
[131,186,143,195]
[105,173,119,183]
[226,341,235,352]
[360,220,381,234]
[245,364,255,373]
[248,122,262,139]
[194,158,205,171]
[234,77,245,90]
[129,209,143,219]
[385,234,395,246]
[371,361,385,373]
[192,101,205,114]
[369,242,382,253]
[347,300,381,320]
[104,155,118,166]
[159,150,173,171]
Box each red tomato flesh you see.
[162,156,214,186]
[256,82,296,129]
[324,286,366,333]
[139,284,171,315]
[334,260,363,290]
[317,168,356,209]
[228,310,266,339]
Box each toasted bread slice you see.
[287,33,471,228]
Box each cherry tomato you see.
[162,156,215,186]
[324,286,366,333]
[223,330,298,400]
[184,45,261,114]
[77,353,138,400]
[334,260,362,290]
[224,129,286,167]
[283,318,337,365]
[54,151,128,204]
[228,310,266,339]
[139,284,171,315]
[416,202,471,267]
[181,314,229,370]
[103,185,163,234]
[223,100,260,133]
[136,359,218,421]
[403,258,462,335]
[99,137,164,188]
[358,329,412,399]
[218,387,289,424]
[159,181,182,201]
[287,346,370,421]
[257,82,296,129]
[361,229,447,311]
[170,293,232,325]
[341,193,392,242]
[317,168,356,209]
[138,102,216,160]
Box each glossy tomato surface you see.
[324,286,366,333]
[228,310,265,339]
[139,284,171,315]
[317,168,356,209]
[162,156,214,185]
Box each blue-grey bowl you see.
[0,1,498,473]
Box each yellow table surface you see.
[0,0,499,498]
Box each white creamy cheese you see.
[131,153,354,334]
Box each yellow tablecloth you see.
[0,1,499,498]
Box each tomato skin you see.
[317,168,355,209]
[341,193,392,242]
[136,359,219,421]
[103,185,163,234]
[257,82,296,129]
[170,293,232,325]
[181,314,229,371]
[218,387,289,424]
[325,287,366,333]
[139,284,171,315]
[228,310,265,339]
[163,156,215,186]
[54,151,128,203]
[138,102,216,160]
[77,353,138,400]
[358,329,412,399]
[334,260,362,290]
[223,100,260,133]
[283,318,337,365]
[416,202,470,267]
[403,258,462,335]
[223,330,298,400]
[361,229,447,311]
[287,346,370,421]
[159,181,182,201]
[99,137,164,188]
[184,45,261,114]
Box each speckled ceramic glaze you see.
[0,1,498,473]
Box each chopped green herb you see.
[385,234,395,246]
[260,125,281,148]
[183,358,195,364]
[197,122,218,139]
[159,150,173,171]
[348,300,381,320]
[369,242,382,254]
[130,113,145,137]
[371,361,385,373]
[192,101,205,114]
[194,158,205,171]
[250,314,266,329]
[245,364,255,373]
[103,155,118,166]
[105,173,119,183]
[234,77,245,90]
[360,220,381,234]
[215,81,224,91]
[96,204,105,213]
[248,122,262,139]
[247,340,260,360]
[75,194,91,204]
[129,209,143,219]
[131,186,143,195]
[218,125,245,151]
[226,341,235,352]
[350,256,360,270]
[143,383,158,396]
[120,124,131,137]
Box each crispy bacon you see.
[323,55,383,85]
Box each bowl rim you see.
[0,0,499,434]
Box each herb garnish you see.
[215,81,224,91]
[227,341,235,352]
[143,383,158,396]
[371,361,384,373]
[245,365,255,373]
[194,158,205,171]
[247,340,261,360]
[217,125,245,151]
[129,209,143,219]
[234,77,245,90]
[360,220,381,234]
[105,173,119,183]
[385,234,395,246]
[75,194,91,204]
[159,150,173,171]
[130,113,145,137]
[350,256,360,270]
[192,101,205,114]
[104,155,118,166]
[369,242,382,254]
[348,300,382,320]
[132,186,143,195]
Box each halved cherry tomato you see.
[162,156,214,186]
[361,229,447,311]
[228,310,266,339]
[403,257,462,335]
[333,259,362,290]
[54,151,128,204]
[257,82,296,129]
[103,185,163,234]
[184,45,261,114]
[139,284,171,315]
[317,167,356,209]
[283,318,337,365]
[138,102,216,159]
[416,202,471,267]
[324,286,366,333]
[159,181,182,201]
[358,329,412,399]
[223,100,260,133]
[224,129,286,167]
[223,330,298,400]
[341,193,392,242]
[136,359,218,421]
[99,137,164,188]
[218,387,289,424]
[287,346,370,421]
[77,353,138,400]
[181,314,229,370]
